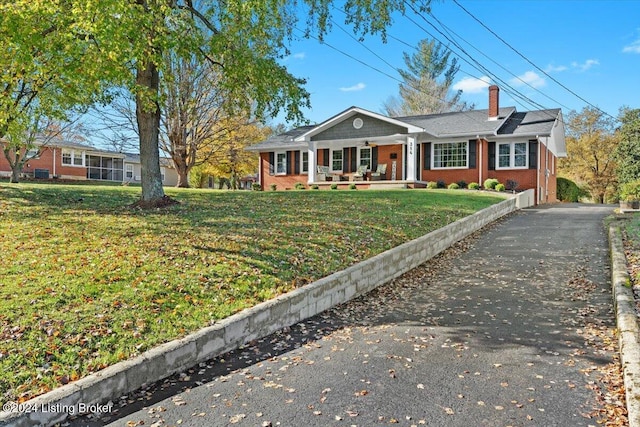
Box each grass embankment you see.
[0,183,503,403]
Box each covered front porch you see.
[305,133,422,185]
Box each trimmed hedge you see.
[557,177,587,202]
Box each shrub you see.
[468,182,480,190]
[505,179,518,191]
[269,183,277,191]
[330,183,338,190]
[436,180,446,189]
[557,177,587,202]
[495,183,506,192]
[620,180,640,201]
[426,181,438,189]
[448,182,460,190]
[483,178,499,190]
[252,183,262,191]
[349,183,357,190]
[456,180,467,189]
[311,184,319,190]
[294,182,306,190]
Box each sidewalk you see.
[76,204,619,426]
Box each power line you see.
[451,0,616,121]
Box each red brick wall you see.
[0,146,86,179]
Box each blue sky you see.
[274,0,640,127]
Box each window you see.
[125,164,134,179]
[301,151,309,174]
[331,149,343,172]
[26,148,40,159]
[497,142,528,169]
[433,142,468,168]
[359,147,371,170]
[276,152,287,174]
[61,149,84,167]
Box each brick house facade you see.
[247,86,566,204]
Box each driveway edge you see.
[1,191,533,427]
[609,226,640,427]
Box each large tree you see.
[0,2,105,175]
[615,107,640,185]
[160,54,231,188]
[559,106,619,203]
[383,39,470,117]
[68,0,432,206]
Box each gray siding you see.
[311,114,408,141]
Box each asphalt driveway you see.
[74,203,619,427]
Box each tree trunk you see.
[136,60,166,204]
[9,166,20,183]
[172,156,190,188]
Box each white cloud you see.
[510,71,546,88]
[623,39,640,53]
[283,52,305,61]
[452,76,491,93]
[571,59,599,71]
[339,83,366,92]
[545,64,568,73]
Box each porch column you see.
[308,142,317,184]
[406,136,417,181]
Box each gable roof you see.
[247,106,564,152]
[294,106,424,141]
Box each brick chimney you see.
[488,85,499,120]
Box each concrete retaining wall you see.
[609,226,640,427]
[1,191,532,427]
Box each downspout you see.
[257,155,262,189]
[536,136,541,204]
[53,148,56,177]
[477,137,483,185]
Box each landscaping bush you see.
[437,180,446,189]
[330,183,338,190]
[468,182,480,190]
[456,180,467,189]
[505,179,518,192]
[269,183,277,191]
[252,183,262,191]
[349,183,357,190]
[483,178,499,190]
[557,177,587,202]
[448,182,460,190]
[427,181,438,189]
[620,180,640,201]
[495,183,506,192]
[311,184,319,190]
[294,182,306,190]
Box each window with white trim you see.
[497,142,527,169]
[301,151,309,174]
[125,164,134,179]
[359,147,372,170]
[275,152,287,174]
[433,142,468,168]
[331,149,343,172]
[61,149,84,166]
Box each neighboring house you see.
[246,86,567,204]
[122,153,179,187]
[0,139,127,181]
[0,138,179,186]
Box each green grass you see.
[0,183,503,402]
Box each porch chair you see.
[370,163,387,181]
[352,165,368,181]
[316,165,330,181]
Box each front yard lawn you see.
[0,183,503,403]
